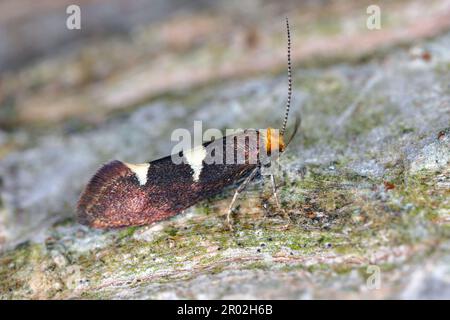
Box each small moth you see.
[77,18,299,230]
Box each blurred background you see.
[1,0,450,134]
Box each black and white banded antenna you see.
[280,16,292,137]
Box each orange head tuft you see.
[264,127,285,155]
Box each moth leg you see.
[269,174,282,210]
[226,167,259,231]
[270,174,291,224]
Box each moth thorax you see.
[264,127,285,155]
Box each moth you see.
[77,18,299,230]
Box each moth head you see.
[264,127,285,155]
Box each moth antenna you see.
[280,16,292,137]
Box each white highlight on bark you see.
[123,162,150,186]
[184,145,207,182]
